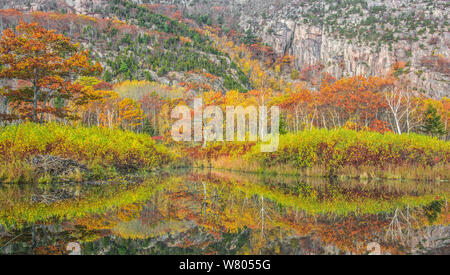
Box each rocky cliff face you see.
[1,0,449,98]
[239,1,449,98]
[251,19,449,98]
[148,0,450,98]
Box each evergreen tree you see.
[279,115,288,135]
[103,70,112,82]
[242,29,258,46]
[142,118,156,136]
[421,104,446,137]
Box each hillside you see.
[131,0,449,98]
[0,0,251,93]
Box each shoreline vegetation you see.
[207,162,450,183]
[0,123,448,183]
[197,128,450,182]
[0,123,180,184]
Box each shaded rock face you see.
[254,19,449,98]
[31,155,88,177]
[235,0,449,98]
[262,235,327,255]
[411,225,450,255]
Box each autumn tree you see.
[276,86,314,132]
[140,92,164,135]
[319,76,390,129]
[71,76,118,128]
[0,21,102,123]
[117,98,144,130]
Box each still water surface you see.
[0,169,448,255]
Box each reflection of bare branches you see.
[255,195,265,237]
[386,208,405,243]
[385,206,417,246]
[260,195,265,236]
[202,182,207,224]
[256,195,277,237]
[0,233,24,251]
[32,189,75,204]
[241,195,248,212]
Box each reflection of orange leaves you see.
[75,204,142,231]
[33,242,66,255]
[282,213,394,254]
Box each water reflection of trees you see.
[0,170,447,255]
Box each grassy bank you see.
[208,128,450,181]
[0,123,179,183]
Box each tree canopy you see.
[0,21,102,122]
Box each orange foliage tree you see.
[275,86,314,132]
[0,21,102,123]
[318,76,391,128]
[117,98,145,130]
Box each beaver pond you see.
[0,169,448,255]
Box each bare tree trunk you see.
[33,86,38,123]
[385,90,404,135]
